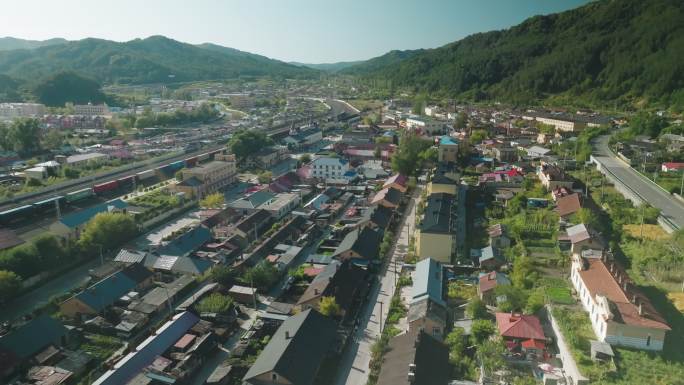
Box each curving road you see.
[592,135,684,230]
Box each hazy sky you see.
[1,0,589,63]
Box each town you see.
[0,1,684,385]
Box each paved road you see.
[333,182,421,385]
[592,135,684,230]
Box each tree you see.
[228,130,274,162]
[373,146,382,158]
[494,285,529,312]
[470,319,497,344]
[319,296,342,317]
[209,265,236,286]
[300,153,311,164]
[200,192,225,209]
[0,270,21,303]
[33,71,105,107]
[477,339,506,379]
[466,297,489,319]
[41,129,64,150]
[574,208,598,228]
[470,129,488,144]
[63,167,80,179]
[257,171,273,184]
[525,288,546,314]
[174,169,184,182]
[412,94,427,115]
[0,118,43,154]
[510,254,535,289]
[391,132,432,176]
[454,112,468,130]
[243,261,279,291]
[78,212,138,255]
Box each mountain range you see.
[0,0,682,108]
[340,0,684,107]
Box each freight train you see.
[0,149,222,224]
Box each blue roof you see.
[411,258,446,306]
[479,246,504,263]
[440,136,459,145]
[0,315,67,359]
[157,226,212,258]
[60,199,128,229]
[74,271,137,312]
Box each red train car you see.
[93,180,119,194]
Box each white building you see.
[310,157,350,180]
[0,103,46,119]
[406,116,445,135]
[260,193,301,220]
[570,251,670,351]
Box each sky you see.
[0,0,589,63]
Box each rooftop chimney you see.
[314,289,319,295]
[638,303,643,316]
[285,331,290,339]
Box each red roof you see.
[174,333,196,349]
[266,255,280,263]
[521,338,546,350]
[303,267,324,277]
[384,174,407,188]
[495,312,545,341]
[662,162,684,169]
[556,193,581,217]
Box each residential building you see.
[59,152,109,168]
[428,172,458,196]
[411,258,446,307]
[283,125,323,149]
[527,145,551,158]
[243,309,337,385]
[50,199,128,239]
[479,245,505,270]
[74,103,109,116]
[495,312,547,359]
[566,223,604,254]
[408,297,447,340]
[556,193,582,219]
[661,162,684,173]
[260,192,301,220]
[333,227,383,261]
[478,271,511,305]
[370,186,402,209]
[310,157,350,180]
[228,190,276,214]
[383,173,408,193]
[415,193,456,263]
[376,329,450,385]
[660,134,684,153]
[438,136,460,163]
[537,163,574,190]
[247,146,288,168]
[358,204,394,231]
[570,253,670,351]
[296,260,370,318]
[493,146,518,163]
[177,160,236,199]
[406,116,445,135]
[0,103,46,119]
[488,224,511,249]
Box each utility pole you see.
[251,273,257,310]
[54,197,61,221]
[680,171,684,196]
[99,244,104,266]
[640,204,645,239]
[164,285,173,318]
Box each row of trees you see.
[134,102,220,128]
[228,129,274,163]
[0,118,42,155]
[390,131,435,176]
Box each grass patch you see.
[667,292,684,312]
[623,224,670,241]
[547,287,574,304]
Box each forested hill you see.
[0,37,68,51]
[0,36,317,85]
[341,0,684,108]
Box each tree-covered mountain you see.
[288,60,364,72]
[0,36,316,85]
[339,49,423,75]
[342,0,684,108]
[0,37,68,51]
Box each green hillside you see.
[342,0,684,108]
[0,37,68,51]
[0,36,316,85]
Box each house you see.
[310,157,350,180]
[61,152,109,168]
[129,275,195,315]
[537,163,574,190]
[144,254,214,276]
[376,329,450,385]
[478,271,511,305]
[0,315,69,378]
[479,245,505,270]
[333,227,383,261]
[488,224,511,249]
[660,134,684,153]
[284,125,323,149]
[228,190,275,214]
[230,209,273,244]
[567,223,604,254]
[495,312,546,358]
[359,205,394,231]
[383,173,408,193]
[493,146,518,163]
[113,249,148,265]
[408,297,448,340]
[406,116,445,135]
[268,243,303,272]
[526,145,551,158]
[157,226,212,258]
[556,193,582,219]
[60,270,139,318]
[411,258,446,307]
[661,162,684,173]
[360,159,390,179]
[428,172,458,195]
[243,309,337,385]
[92,312,200,385]
[438,136,459,163]
[570,252,670,351]
[176,160,236,199]
[260,192,301,220]
[371,187,402,209]
[296,260,370,318]
[49,199,128,239]
[415,193,456,263]
[247,146,287,168]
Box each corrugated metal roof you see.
[411,258,446,307]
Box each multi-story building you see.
[0,103,46,119]
[537,162,574,190]
[438,136,459,163]
[415,193,456,263]
[310,156,350,180]
[176,160,236,199]
[570,252,670,351]
[406,116,445,135]
[74,103,109,116]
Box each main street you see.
[592,135,684,230]
[333,181,421,385]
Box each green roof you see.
[0,315,67,359]
[419,193,455,234]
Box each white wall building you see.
[74,103,110,116]
[406,116,445,135]
[310,157,350,180]
[0,103,46,119]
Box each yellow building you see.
[415,193,456,263]
[428,174,458,196]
